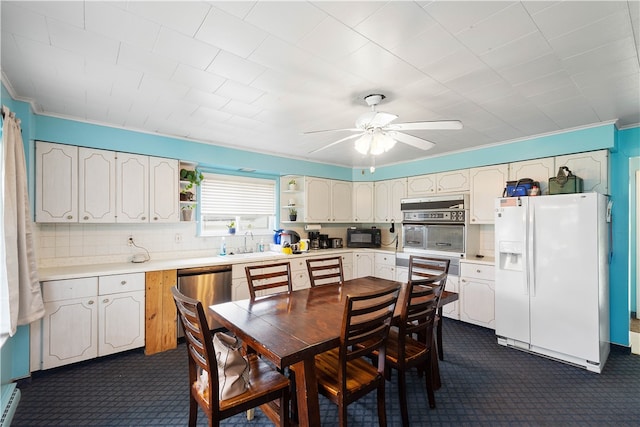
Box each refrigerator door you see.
[529,194,601,362]
[495,197,530,344]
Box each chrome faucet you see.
[243,231,254,253]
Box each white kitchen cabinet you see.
[508,157,555,196]
[79,147,116,222]
[469,164,509,224]
[354,252,374,278]
[555,150,608,194]
[304,177,331,222]
[231,263,251,301]
[98,273,145,356]
[459,261,495,329]
[290,256,311,291]
[331,180,353,222]
[353,182,374,222]
[374,178,406,223]
[41,277,99,369]
[406,170,469,196]
[35,141,78,222]
[149,157,180,223]
[116,152,149,223]
[374,252,395,280]
[340,252,354,281]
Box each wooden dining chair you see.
[386,272,447,426]
[306,256,344,287]
[245,262,293,300]
[408,255,450,361]
[171,287,290,427]
[314,285,400,427]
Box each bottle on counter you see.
[220,237,226,256]
[258,238,265,252]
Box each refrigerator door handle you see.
[528,204,536,297]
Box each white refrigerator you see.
[494,193,610,373]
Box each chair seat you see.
[211,353,290,412]
[315,348,384,399]
[384,328,429,367]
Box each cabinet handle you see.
[88,300,94,305]
[83,216,89,220]
[141,216,146,220]
[67,215,73,220]
[103,298,109,303]
[121,280,127,285]
[477,269,481,273]
[153,217,158,221]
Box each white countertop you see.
[460,256,495,266]
[37,248,384,281]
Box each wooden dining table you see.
[209,276,458,427]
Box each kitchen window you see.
[199,173,276,236]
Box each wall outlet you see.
[128,236,134,246]
[175,233,182,244]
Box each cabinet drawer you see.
[99,273,145,295]
[374,252,395,267]
[460,263,495,281]
[42,277,98,302]
[290,257,308,272]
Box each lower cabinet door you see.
[42,297,98,369]
[459,277,495,329]
[99,290,145,356]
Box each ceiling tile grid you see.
[1,1,638,169]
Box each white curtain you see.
[1,105,44,337]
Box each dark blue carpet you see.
[13,320,640,426]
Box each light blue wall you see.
[2,84,638,375]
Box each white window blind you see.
[200,173,276,217]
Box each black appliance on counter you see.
[308,231,320,250]
[347,228,381,248]
[319,234,329,249]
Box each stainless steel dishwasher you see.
[177,265,232,335]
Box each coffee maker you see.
[308,231,320,250]
[319,234,330,249]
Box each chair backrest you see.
[408,255,450,305]
[306,256,344,287]
[245,262,293,299]
[339,285,399,383]
[171,286,219,410]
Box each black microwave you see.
[347,228,382,248]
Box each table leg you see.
[291,359,321,427]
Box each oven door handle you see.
[435,242,452,247]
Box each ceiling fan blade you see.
[389,120,463,131]
[303,127,360,135]
[356,111,398,129]
[308,132,363,154]
[389,131,436,150]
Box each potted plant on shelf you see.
[181,205,194,222]
[288,178,297,191]
[180,168,204,201]
[227,221,236,235]
[288,207,297,221]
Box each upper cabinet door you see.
[407,174,436,196]
[469,164,509,224]
[508,157,555,195]
[116,153,149,223]
[305,177,331,222]
[389,178,407,222]
[353,182,374,222]
[437,169,470,193]
[555,150,609,194]
[374,180,391,222]
[331,180,353,222]
[79,147,116,223]
[149,157,179,223]
[35,141,78,222]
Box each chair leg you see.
[279,386,290,427]
[377,380,387,427]
[425,361,436,409]
[189,396,198,427]
[398,370,409,427]
[437,310,444,361]
[339,401,348,427]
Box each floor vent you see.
[0,383,21,427]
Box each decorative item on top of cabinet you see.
[555,150,608,194]
[459,261,495,329]
[179,162,202,221]
[352,181,374,222]
[374,178,407,223]
[508,158,555,195]
[469,164,509,224]
[406,169,469,196]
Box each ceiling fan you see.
[305,94,462,155]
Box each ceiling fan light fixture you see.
[354,133,372,155]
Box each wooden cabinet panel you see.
[145,270,177,355]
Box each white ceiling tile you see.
[311,1,386,28]
[547,10,634,59]
[13,0,83,28]
[14,34,85,78]
[562,37,638,76]
[297,16,369,63]
[207,51,266,85]
[196,6,267,58]
[526,84,582,107]
[117,43,179,78]
[249,68,306,93]
[421,48,486,82]
[480,31,553,70]
[47,18,120,63]
[215,80,263,104]
[354,2,434,50]
[538,97,601,128]
[444,68,504,94]
[190,106,233,124]
[423,1,512,34]
[210,1,257,19]
[139,75,190,99]
[85,2,160,50]
[126,1,211,37]
[0,2,49,43]
[154,27,219,70]
[464,81,517,105]
[571,57,640,90]
[514,71,574,98]
[455,3,539,55]
[221,100,262,118]
[391,23,465,70]
[183,88,229,110]
[172,64,225,93]
[498,54,564,85]
[244,1,326,45]
[528,1,628,40]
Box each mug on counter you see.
[299,239,310,252]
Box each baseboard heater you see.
[0,383,20,427]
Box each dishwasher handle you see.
[177,265,232,277]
